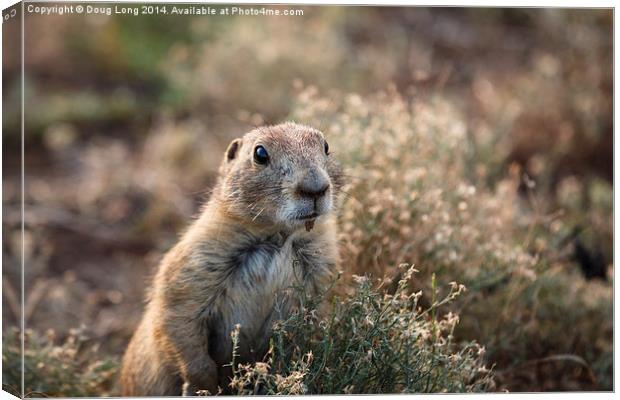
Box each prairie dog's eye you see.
[254,145,269,165]
[324,141,330,155]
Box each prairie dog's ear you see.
[225,138,242,162]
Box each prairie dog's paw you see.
[182,382,199,396]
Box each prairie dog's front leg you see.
[159,312,219,396]
[181,352,218,396]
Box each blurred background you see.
[2,5,613,395]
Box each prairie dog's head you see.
[218,122,343,231]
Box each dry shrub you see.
[290,86,612,390]
[2,328,118,397]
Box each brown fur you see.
[120,123,343,396]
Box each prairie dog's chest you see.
[233,236,300,296]
[209,233,312,362]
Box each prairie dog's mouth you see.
[294,213,319,232]
[296,212,319,220]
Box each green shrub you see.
[228,266,494,395]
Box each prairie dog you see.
[120,122,343,396]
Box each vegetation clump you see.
[228,266,494,395]
[2,328,118,397]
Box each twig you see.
[2,279,21,322]
[24,279,50,325]
[497,354,597,384]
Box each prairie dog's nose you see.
[296,170,330,199]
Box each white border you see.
[0,1,616,400]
